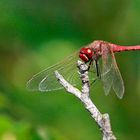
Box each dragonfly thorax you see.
[79,47,94,62]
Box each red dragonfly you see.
[27,40,140,99]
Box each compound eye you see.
[79,47,93,62]
[86,48,93,59]
[79,53,89,62]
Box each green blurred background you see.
[0,0,140,140]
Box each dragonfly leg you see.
[95,60,101,79]
[87,60,93,71]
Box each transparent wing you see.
[101,46,113,95]
[111,50,125,98]
[26,51,81,92]
[101,45,124,99]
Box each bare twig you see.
[55,60,116,140]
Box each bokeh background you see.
[0,0,140,140]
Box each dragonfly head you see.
[79,47,93,62]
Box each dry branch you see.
[55,60,116,140]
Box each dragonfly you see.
[27,40,140,99]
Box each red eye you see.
[79,48,93,62]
